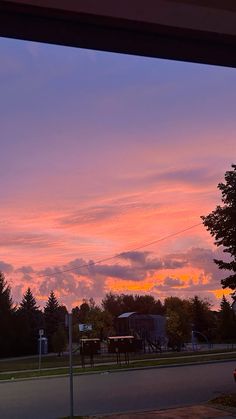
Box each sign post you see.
[38,329,44,371]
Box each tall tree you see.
[101,293,123,317]
[190,296,212,339]
[0,272,15,357]
[44,291,61,351]
[0,271,14,312]
[85,305,114,339]
[164,297,191,349]
[44,292,68,351]
[134,295,164,315]
[51,325,67,356]
[79,300,91,323]
[166,310,185,351]
[201,164,236,293]
[45,290,59,311]
[17,288,43,355]
[19,287,39,312]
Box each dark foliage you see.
[102,292,164,317]
[202,164,236,293]
[190,295,212,336]
[16,288,43,355]
[218,295,236,342]
[0,272,16,357]
[1,268,236,359]
[44,291,67,351]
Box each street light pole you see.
[68,312,74,419]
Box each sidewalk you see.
[91,404,236,418]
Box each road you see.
[0,361,235,419]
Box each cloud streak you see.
[0,244,227,308]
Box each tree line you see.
[1,271,236,358]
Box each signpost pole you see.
[69,312,74,419]
[39,336,42,371]
[38,329,44,371]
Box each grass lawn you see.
[1,347,235,373]
[0,349,236,381]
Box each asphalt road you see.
[0,361,235,419]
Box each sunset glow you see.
[1,38,236,309]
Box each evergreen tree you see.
[44,291,65,351]
[0,272,15,357]
[45,290,59,312]
[17,288,43,355]
[0,271,14,312]
[19,287,39,312]
[201,164,236,293]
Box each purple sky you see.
[0,37,236,309]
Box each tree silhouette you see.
[165,297,191,349]
[218,295,236,342]
[19,287,39,312]
[0,271,14,312]
[202,164,236,293]
[190,295,211,336]
[52,325,67,356]
[102,293,164,318]
[44,291,66,351]
[135,295,164,315]
[45,291,59,312]
[17,288,43,354]
[0,272,16,357]
[101,293,123,317]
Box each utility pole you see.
[68,313,74,419]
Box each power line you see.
[38,222,202,278]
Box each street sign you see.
[79,324,92,332]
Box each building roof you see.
[108,336,134,340]
[80,338,100,342]
[118,312,136,318]
[2,1,236,67]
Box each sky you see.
[0,37,236,310]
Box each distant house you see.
[116,312,166,344]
